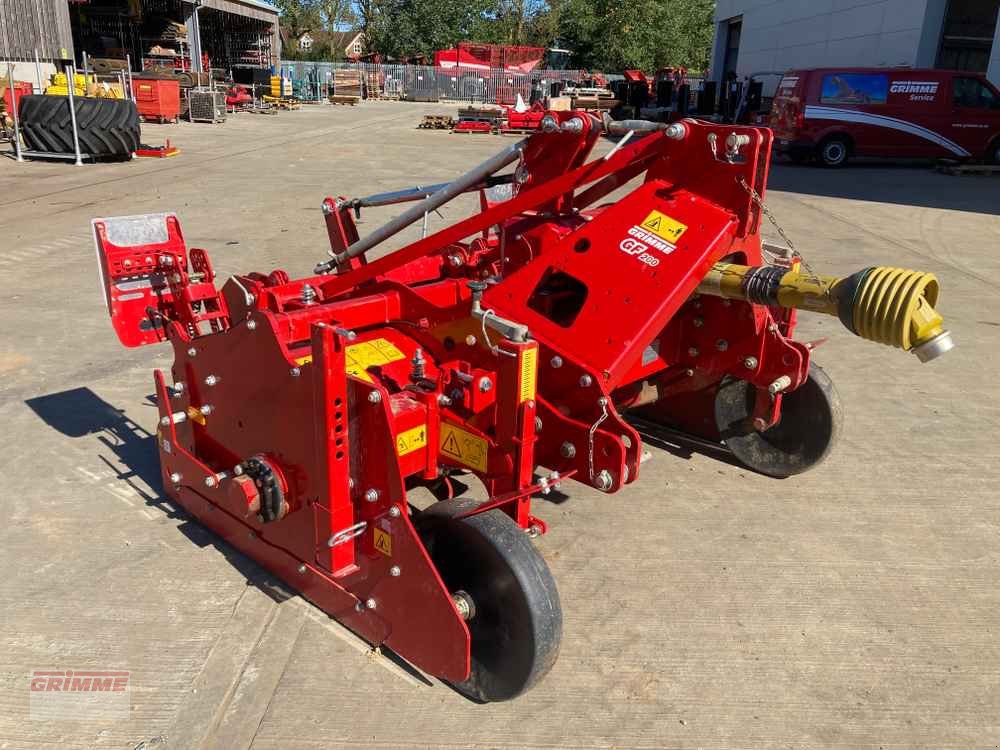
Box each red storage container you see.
[131,78,180,123]
[3,81,33,116]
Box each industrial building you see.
[710,0,1000,91]
[0,0,279,82]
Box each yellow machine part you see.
[697,262,953,362]
[45,72,124,98]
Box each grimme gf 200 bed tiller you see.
[94,114,952,701]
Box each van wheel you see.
[818,137,850,168]
[987,139,1000,165]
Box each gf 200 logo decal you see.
[619,237,661,267]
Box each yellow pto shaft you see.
[697,262,954,362]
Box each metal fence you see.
[279,60,589,105]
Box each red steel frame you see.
[93,114,810,682]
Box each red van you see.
[769,67,1000,167]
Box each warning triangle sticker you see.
[642,216,662,232]
[442,432,461,457]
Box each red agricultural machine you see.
[93,113,952,701]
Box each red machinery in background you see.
[93,113,952,702]
[435,42,546,72]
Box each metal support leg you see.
[33,49,42,94]
[7,60,23,162]
[65,64,83,166]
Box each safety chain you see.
[737,176,824,288]
[588,397,610,482]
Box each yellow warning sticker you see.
[640,210,688,243]
[373,527,392,557]
[345,338,405,383]
[439,423,488,473]
[291,338,406,382]
[519,346,537,403]
[396,424,427,457]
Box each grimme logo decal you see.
[890,80,939,101]
[30,669,130,720]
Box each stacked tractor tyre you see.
[18,95,140,159]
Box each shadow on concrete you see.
[766,161,1000,216]
[24,386,174,514]
[23,386,437,691]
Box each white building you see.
[710,0,1000,92]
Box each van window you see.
[953,77,998,108]
[776,75,799,96]
[820,73,888,105]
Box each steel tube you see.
[335,139,528,263]
[7,60,23,162]
[65,64,83,166]
[33,50,42,94]
[353,174,513,210]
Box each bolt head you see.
[688,347,700,358]
[716,339,729,352]
[560,441,576,459]
[550,356,563,368]
[579,374,593,387]
[290,367,301,377]
[160,416,171,427]
[465,335,477,346]
[743,356,759,369]
[204,375,218,386]
[298,564,307,573]
[478,377,493,393]
[368,390,382,404]
[692,317,704,328]
[204,476,217,488]
[364,488,379,503]
[437,394,452,407]
[187,347,197,357]
[199,404,213,415]
[169,472,182,484]
[448,254,463,267]
[389,565,401,577]
[534,417,543,432]
[388,505,401,517]
[366,598,377,610]
[595,470,613,492]
[247,320,257,331]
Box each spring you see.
[853,267,940,350]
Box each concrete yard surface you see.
[0,102,998,749]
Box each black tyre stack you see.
[18,95,140,159]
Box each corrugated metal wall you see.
[0,0,74,61]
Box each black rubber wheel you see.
[987,139,1000,166]
[817,136,850,168]
[416,499,562,702]
[715,362,843,478]
[18,95,140,158]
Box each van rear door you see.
[768,73,804,139]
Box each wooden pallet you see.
[329,95,360,106]
[935,160,1000,176]
[418,115,455,130]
